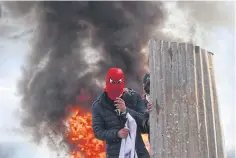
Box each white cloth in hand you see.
[119,113,137,158]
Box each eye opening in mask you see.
[109,78,115,84]
[117,79,122,84]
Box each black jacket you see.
[91,89,149,158]
[141,96,150,134]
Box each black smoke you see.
[4,1,165,152]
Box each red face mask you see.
[104,68,125,100]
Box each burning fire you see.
[142,134,150,153]
[65,106,106,158]
[65,89,150,157]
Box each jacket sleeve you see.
[126,93,149,127]
[139,98,150,134]
[140,117,150,134]
[91,102,119,142]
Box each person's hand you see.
[117,128,129,138]
[147,102,153,113]
[114,97,126,113]
[147,100,161,115]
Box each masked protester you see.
[141,73,160,142]
[140,73,151,142]
[91,68,149,158]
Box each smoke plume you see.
[2,1,165,152]
[157,1,234,52]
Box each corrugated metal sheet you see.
[148,39,225,158]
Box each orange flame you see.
[142,134,150,153]
[65,106,106,158]
[65,105,150,158]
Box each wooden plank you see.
[157,40,164,157]
[195,46,209,158]
[202,49,218,158]
[165,42,176,158]
[179,43,188,158]
[186,43,200,158]
[170,42,182,157]
[208,53,226,158]
[164,41,173,158]
[162,41,170,158]
[148,39,162,157]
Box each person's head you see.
[143,73,150,95]
[104,68,125,100]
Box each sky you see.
[0,2,235,158]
